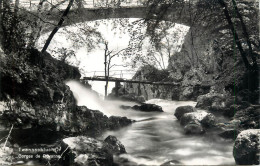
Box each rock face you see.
[233,129,260,165]
[174,105,196,120]
[124,66,211,101]
[107,84,146,103]
[120,103,164,112]
[108,92,146,104]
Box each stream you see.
[67,81,235,165]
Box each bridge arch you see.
[46,5,191,28]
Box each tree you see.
[217,0,257,70]
[216,0,258,94]
[103,41,126,97]
[27,0,47,48]
[124,19,186,70]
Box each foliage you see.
[142,0,259,67]
[124,19,187,70]
[134,65,169,82]
[1,1,27,53]
[51,47,78,66]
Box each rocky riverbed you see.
[0,47,259,165]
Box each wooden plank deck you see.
[82,76,179,86]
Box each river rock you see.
[180,112,208,126]
[184,121,205,134]
[61,136,113,166]
[103,135,126,155]
[121,103,163,112]
[218,129,240,140]
[196,93,226,110]
[174,105,196,120]
[108,116,134,130]
[233,106,260,129]
[233,129,260,165]
[0,142,13,166]
[132,104,163,112]
[200,113,216,128]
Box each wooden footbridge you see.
[81,76,179,96]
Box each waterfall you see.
[66,80,105,113]
[66,80,142,118]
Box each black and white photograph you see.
[0,0,259,165]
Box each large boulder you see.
[0,142,13,165]
[103,135,126,155]
[174,106,196,120]
[179,111,216,135]
[233,129,260,165]
[61,136,114,166]
[196,93,226,110]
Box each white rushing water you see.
[67,80,235,165]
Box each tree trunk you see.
[104,42,108,97]
[218,0,250,69]
[0,0,3,48]
[41,0,74,53]
[231,0,257,68]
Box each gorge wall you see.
[124,0,259,102]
